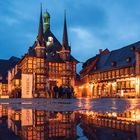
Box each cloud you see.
[1,0,140,73]
[70,27,102,61]
[3,16,19,26]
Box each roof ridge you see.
[110,40,140,53]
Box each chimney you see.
[99,49,102,54]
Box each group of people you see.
[51,85,74,99]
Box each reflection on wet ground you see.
[0,98,139,140]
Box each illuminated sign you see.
[22,74,33,98]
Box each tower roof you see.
[37,4,44,45]
[44,9,50,18]
[62,10,69,50]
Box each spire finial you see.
[37,3,44,45]
[43,8,50,32]
[62,9,69,50]
[40,2,42,11]
[64,9,66,19]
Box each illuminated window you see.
[126,57,131,62]
[116,70,119,76]
[108,71,111,78]
[120,69,124,75]
[131,81,135,88]
[124,68,128,75]
[121,81,125,88]
[111,61,116,67]
[28,60,32,63]
[41,62,44,67]
[129,67,134,74]
[62,64,65,70]
[112,71,115,77]
[126,81,130,88]
[15,80,19,86]
[28,64,32,68]
[117,82,121,89]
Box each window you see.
[112,70,115,77]
[130,81,135,88]
[116,70,119,76]
[117,82,121,89]
[15,80,19,86]
[130,46,135,51]
[120,69,124,76]
[129,67,134,74]
[111,61,116,67]
[94,66,97,70]
[126,81,130,88]
[0,75,2,80]
[28,60,32,63]
[28,64,32,68]
[126,57,131,62]
[121,81,125,88]
[66,64,70,70]
[108,71,111,78]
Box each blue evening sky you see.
[1,0,140,71]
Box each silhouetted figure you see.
[62,86,66,98]
[58,86,63,98]
[71,86,74,98]
[53,85,59,98]
[48,88,52,98]
[67,86,71,99]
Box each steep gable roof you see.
[90,41,140,73]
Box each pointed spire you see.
[62,10,69,50]
[37,3,44,45]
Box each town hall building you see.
[8,7,79,98]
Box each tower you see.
[43,10,50,33]
[35,5,46,58]
[34,5,46,97]
[60,11,71,61]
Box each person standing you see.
[53,84,59,98]
[67,86,71,99]
[58,86,63,98]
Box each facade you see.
[8,7,78,98]
[0,57,19,98]
[79,42,140,98]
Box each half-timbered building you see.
[8,7,78,98]
[79,42,140,98]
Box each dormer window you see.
[111,61,116,67]
[130,46,135,51]
[94,66,97,70]
[0,75,2,80]
[126,57,131,62]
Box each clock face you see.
[48,36,53,42]
[46,36,53,47]
[46,42,51,46]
